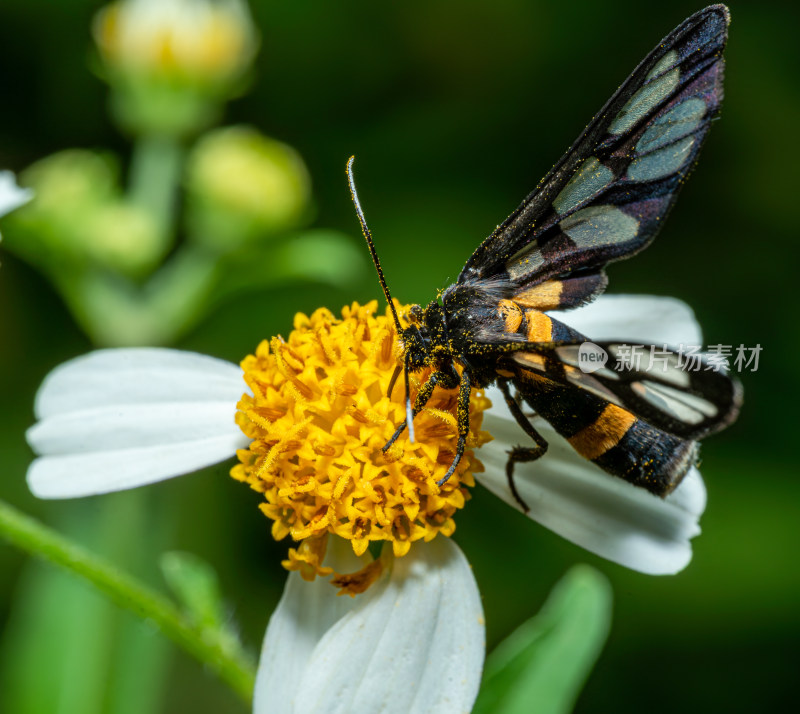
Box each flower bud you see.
[81,200,162,276]
[93,0,259,136]
[15,150,161,276]
[185,126,311,250]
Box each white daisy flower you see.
[26,294,707,713]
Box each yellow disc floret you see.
[231,301,491,584]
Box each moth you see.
[347,4,741,508]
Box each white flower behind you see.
[0,171,33,239]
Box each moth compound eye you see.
[408,304,423,324]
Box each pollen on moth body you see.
[231,301,492,589]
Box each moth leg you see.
[496,378,546,443]
[383,369,451,452]
[504,446,547,514]
[437,367,472,487]
[497,378,549,513]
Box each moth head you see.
[400,322,428,369]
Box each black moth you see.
[347,5,741,509]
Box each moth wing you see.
[513,338,741,440]
[460,6,729,307]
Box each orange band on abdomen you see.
[568,404,637,460]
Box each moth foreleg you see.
[383,369,449,452]
[436,366,472,487]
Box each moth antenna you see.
[348,156,414,441]
[347,156,403,333]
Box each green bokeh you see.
[1,1,797,712]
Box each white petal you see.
[27,402,239,454]
[27,348,247,498]
[293,539,484,714]
[550,294,703,346]
[27,432,246,498]
[34,348,244,419]
[478,386,705,575]
[0,170,33,218]
[254,537,368,714]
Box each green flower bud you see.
[185,126,311,250]
[22,150,117,220]
[81,200,162,276]
[15,150,161,276]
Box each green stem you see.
[61,246,221,346]
[0,499,256,704]
[128,133,183,247]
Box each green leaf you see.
[160,551,226,630]
[159,551,247,674]
[474,565,613,714]
[269,230,364,287]
[218,229,364,294]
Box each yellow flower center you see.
[231,301,491,589]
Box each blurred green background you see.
[1,0,797,712]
